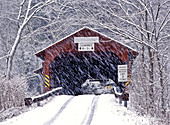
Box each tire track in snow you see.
[44,96,74,125]
[81,96,99,125]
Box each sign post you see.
[118,65,128,82]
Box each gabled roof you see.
[35,27,138,60]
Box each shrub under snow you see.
[0,76,28,121]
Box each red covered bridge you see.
[34,27,138,95]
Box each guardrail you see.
[24,87,62,106]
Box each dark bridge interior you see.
[49,51,125,95]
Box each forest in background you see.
[0,0,169,124]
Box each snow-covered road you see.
[44,95,98,125]
[1,94,149,125]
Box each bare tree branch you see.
[17,0,26,20]
[0,55,9,60]
[94,1,155,36]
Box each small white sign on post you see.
[78,43,94,51]
[118,65,128,82]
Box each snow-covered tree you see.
[0,0,78,79]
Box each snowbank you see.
[91,94,149,125]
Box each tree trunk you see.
[144,9,155,116]
[156,45,166,116]
[6,26,23,79]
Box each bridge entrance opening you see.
[49,51,124,95]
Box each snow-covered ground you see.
[0,94,149,125]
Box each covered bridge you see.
[34,27,138,95]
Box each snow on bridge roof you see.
[35,27,138,60]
